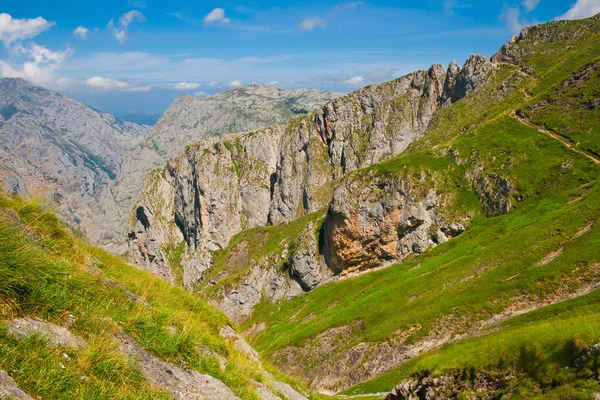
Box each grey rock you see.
[575,342,600,368]
[450,55,493,103]
[116,332,239,399]
[5,317,87,350]
[270,381,308,400]
[289,222,329,290]
[114,85,340,249]
[0,370,32,400]
[254,381,282,400]
[215,257,303,323]
[219,325,260,362]
[196,345,228,371]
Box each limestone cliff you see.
[129,55,495,321]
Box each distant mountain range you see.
[0,78,340,252]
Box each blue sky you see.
[1,0,598,119]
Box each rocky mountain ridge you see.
[107,85,340,252]
[129,54,496,321]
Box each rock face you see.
[0,79,337,253]
[0,78,149,251]
[115,86,340,248]
[217,259,304,323]
[289,222,329,290]
[130,56,494,320]
[323,169,469,275]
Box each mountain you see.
[0,80,338,254]
[0,191,309,399]
[128,13,600,398]
[109,85,341,251]
[0,78,149,248]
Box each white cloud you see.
[208,80,220,87]
[521,0,541,12]
[193,90,207,97]
[343,75,365,85]
[0,41,73,90]
[73,26,89,39]
[86,76,151,92]
[500,6,529,33]
[0,13,54,46]
[228,80,242,87]
[203,8,231,26]
[558,0,600,20]
[267,81,278,86]
[300,17,326,30]
[173,81,200,90]
[108,10,146,44]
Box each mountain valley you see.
[0,10,599,400]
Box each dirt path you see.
[509,109,600,166]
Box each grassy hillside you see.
[0,192,304,399]
[345,287,600,398]
[240,15,600,397]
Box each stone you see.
[0,370,32,400]
[5,317,87,350]
[116,332,239,399]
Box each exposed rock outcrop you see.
[5,317,87,350]
[115,86,340,248]
[216,254,303,323]
[116,332,239,399]
[323,168,470,275]
[0,370,32,400]
[289,222,329,290]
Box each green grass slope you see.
[240,14,600,397]
[0,193,301,399]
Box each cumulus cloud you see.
[203,8,230,26]
[208,80,220,87]
[228,80,242,87]
[558,0,600,20]
[108,10,146,44]
[86,76,151,92]
[300,17,326,30]
[173,81,200,90]
[73,26,88,39]
[343,75,365,85]
[193,90,207,97]
[0,13,54,46]
[267,81,278,86]
[521,0,541,12]
[0,40,73,90]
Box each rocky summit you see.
[1,7,600,400]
